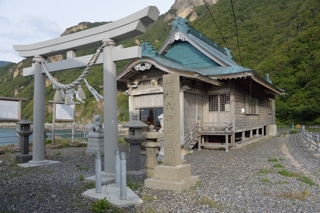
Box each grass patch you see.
[76,164,89,171]
[196,197,216,208]
[278,190,310,201]
[278,170,300,178]
[277,181,289,184]
[279,158,286,161]
[289,130,299,134]
[268,157,278,162]
[84,181,95,189]
[127,178,142,191]
[258,169,273,174]
[45,169,54,174]
[55,152,61,156]
[89,198,113,213]
[71,202,87,208]
[299,176,315,186]
[142,195,156,203]
[273,163,284,168]
[262,178,271,183]
[79,174,84,181]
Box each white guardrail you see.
[301,125,320,154]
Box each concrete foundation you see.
[266,124,277,136]
[85,172,115,185]
[82,184,143,208]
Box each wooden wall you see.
[233,78,275,132]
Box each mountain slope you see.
[0,0,319,124]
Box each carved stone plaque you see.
[163,74,181,166]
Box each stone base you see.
[145,176,199,192]
[127,170,147,183]
[18,160,60,168]
[145,168,154,177]
[82,184,143,208]
[16,154,32,163]
[144,164,199,191]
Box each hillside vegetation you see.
[0,0,319,125]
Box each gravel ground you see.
[1,134,320,213]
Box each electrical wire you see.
[202,0,230,50]
[230,0,244,67]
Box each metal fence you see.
[301,125,320,154]
[0,124,129,146]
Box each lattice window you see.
[209,94,230,112]
[245,95,259,115]
[208,95,218,111]
[220,94,230,112]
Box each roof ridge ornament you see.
[141,42,157,55]
[266,73,272,84]
[171,17,189,32]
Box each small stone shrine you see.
[16,116,33,163]
[86,115,104,154]
[145,74,199,191]
[123,119,148,182]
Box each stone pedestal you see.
[124,137,147,182]
[144,74,199,192]
[16,132,33,163]
[86,132,104,154]
[16,117,33,163]
[143,141,160,177]
[145,164,199,191]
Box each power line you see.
[230,0,245,68]
[202,0,229,50]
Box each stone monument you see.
[86,115,104,154]
[144,74,199,191]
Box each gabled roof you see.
[117,17,284,95]
[157,17,237,67]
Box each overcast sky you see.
[0,0,174,63]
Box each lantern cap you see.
[16,116,33,125]
[122,120,148,128]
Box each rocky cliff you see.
[166,0,219,21]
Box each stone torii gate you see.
[13,6,159,176]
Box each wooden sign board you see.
[55,104,75,121]
[0,100,20,121]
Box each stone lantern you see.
[122,120,148,182]
[16,116,33,163]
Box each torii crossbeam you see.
[13,6,159,175]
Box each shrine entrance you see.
[13,6,159,179]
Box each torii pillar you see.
[13,6,159,172]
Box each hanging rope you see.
[41,41,108,91]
